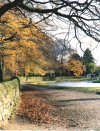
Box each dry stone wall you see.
[0,78,20,127]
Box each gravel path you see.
[6,84,100,130]
[44,89,100,130]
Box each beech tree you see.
[0,10,57,81]
[66,59,86,77]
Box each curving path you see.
[5,84,100,130]
[46,89,100,130]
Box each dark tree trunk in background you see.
[0,58,4,82]
[0,68,3,82]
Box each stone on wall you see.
[0,78,20,127]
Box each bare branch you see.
[0,0,100,46]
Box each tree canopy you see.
[66,59,86,77]
[83,48,95,74]
[0,10,59,80]
[83,48,95,65]
[70,53,82,62]
[0,0,100,44]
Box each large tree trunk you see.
[0,68,3,82]
[0,58,4,82]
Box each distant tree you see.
[66,59,86,77]
[53,39,75,64]
[52,39,75,76]
[95,66,100,76]
[70,53,82,61]
[83,48,94,65]
[86,63,96,75]
[83,48,95,74]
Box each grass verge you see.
[19,76,94,85]
[92,80,100,83]
[55,76,93,82]
[32,84,100,94]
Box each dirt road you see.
[5,84,100,130]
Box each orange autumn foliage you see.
[17,91,57,124]
[66,59,86,77]
[0,10,54,77]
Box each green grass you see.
[32,84,100,93]
[93,79,100,83]
[19,76,55,85]
[65,87,100,93]
[19,76,43,84]
[55,76,93,82]
[19,76,94,85]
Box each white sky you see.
[38,5,100,66]
[75,41,100,65]
[68,38,100,65]
[48,27,100,66]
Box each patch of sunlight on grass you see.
[42,85,100,93]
